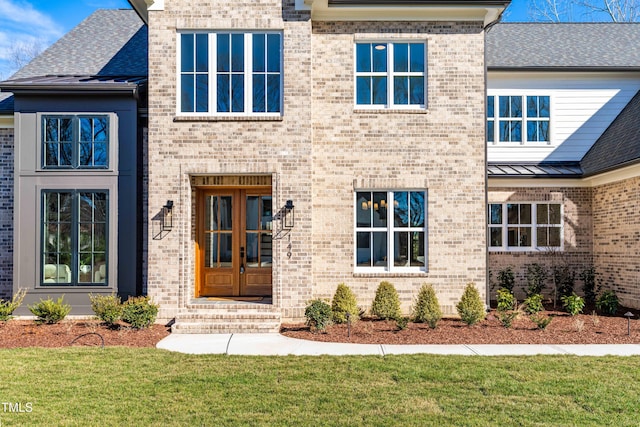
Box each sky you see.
[0,0,617,80]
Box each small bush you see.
[561,293,584,316]
[496,266,516,293]
[371,281,402,321]
[412,284,442,329]
[331,283,359,324]
[0,289,26,322]
[498,310,520,329]
[89,293,123,326]
[396,317,409,331]
[580,267,597,306]
[121,296,159,329]
[525,263,548,297]
[523,293,544,315]
[305,299,332,332]
[496,287,516,312]
[28,296,71,324]
[553,265,576,299]
[530,314,553,330]
[596,290,619,316]
[456,283,485,326]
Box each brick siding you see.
[0,128,13,300]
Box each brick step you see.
[172,310,281,334]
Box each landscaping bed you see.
[281,308,640,345]
[0,320,170,348]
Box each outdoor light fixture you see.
[624,311,634,336]
[283,200,295,229]
[162,200,174,232]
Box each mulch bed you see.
[0,320,170,348]
[281,309,640,345]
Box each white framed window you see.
[178,31,283,115]
[355,190,427,272]
[355,42,426,109]
[486,95,550,144]
[488,202,562,251]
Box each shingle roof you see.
[486,23,640,69]
[0,92,13,113]
[8,9,146,80]
[580,90,640,176]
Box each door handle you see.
[240,246,245,274]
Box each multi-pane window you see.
[355,42,426,108]
[355,191,426,271]
[42,190,108,285]
[179,32,283,114]
[43,115,108,168]
[488,203,562,251]
[486,95,550,143]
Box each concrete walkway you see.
[157,333,640,356]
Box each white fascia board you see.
[300,0,506,24]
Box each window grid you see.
[487,95,550,144]
[355,191,426,272]
[42,190,109,286]
[43,115,109,169]
[488,202,562,251]
[355,42,426,109]
[179,31,282,115]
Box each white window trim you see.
[353,41,427,110]
[176,31,284,117]
[354,190,428,273]
[486,94,552,146]
[488,202,563,252]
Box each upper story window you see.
[355,190,426,272]
[488,202,562,251]
[43,115,109,168]
[179,32,283,115]
[355,42,426,109]
[487,95,550,144]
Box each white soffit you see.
[298,0,507,25]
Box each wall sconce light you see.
[283,199,295,229]
[162,200,174,232]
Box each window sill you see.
[354,271,429,278]
[354,108,427,115]
[174,115,283,122]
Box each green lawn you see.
[0,348,639,426]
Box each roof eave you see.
[0,83,141,99]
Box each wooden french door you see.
[196,188,273,297]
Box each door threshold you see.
[191,297,273,305]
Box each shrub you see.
[371,281,402,321]
[28,296,71,324]
[496,266,516,293]
[89,293,123,326]
[0,289,26,322]
[561,293,584,316]
[412,284,442,329]
[530,314,553,330]
[580,267,597,306]
[305,299,332,332]
[596,290,619,316]
[523,293,544,315]
[496,287,516,312]
[121,296,159,329]
[331,283,359,324]
[396,317,409,331]
[525,263,547,297]
[456,283,485,326]
[498,310,520,329]
[553,265,576,299]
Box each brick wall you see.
[592,176,640,309]
[147,0,487,320]
[487,186,593,301]
[0,128,13,300]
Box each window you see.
[42,190,108,285]
[355,191,426,271]
[355,42,426,108]
[179,32,283,114]
[486,95,550,143]
[488,203,561,251]
[43,115,109,168]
